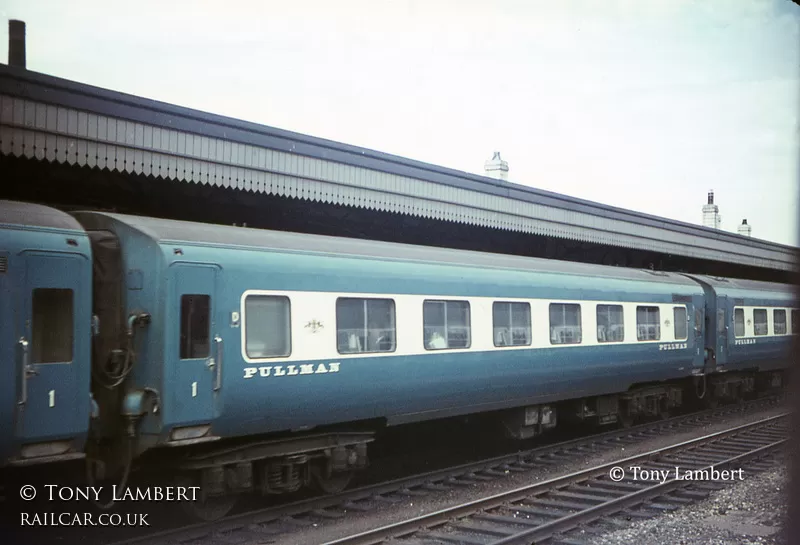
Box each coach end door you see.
[716,296,729,368]
[168,263,221,427]
[15,253,91,461]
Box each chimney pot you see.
[8,20,26,69]
[484,151,509,181]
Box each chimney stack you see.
[702,189,722,229]
[8,20,26,69]
[737,219,752,237]
[484,151,509,181]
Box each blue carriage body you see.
[72,212,716,445]
[2,201,794,471]
[689,275,795,374]
[0,202,93,467]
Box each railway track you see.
[107,395,785,545]
[323,413,788,545]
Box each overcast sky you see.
[2,0,798,245]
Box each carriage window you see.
[774,309,787,335]
[32,288,74,363]
[245,295,291,358]
[694,308,703,336]
[337,298,396,354]
[793,310,800,334]
[717,309,725,333]
[673,307,688,340]
[597,305,624,342]
[753,309,768,336]
[180,295,210,359]
[734,308,745,337]
[549,303,582,345]
[636,306,661,341]
[493,302,531,347]
[424,300,471,350]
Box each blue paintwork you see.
[68,212,719,447]
[0,213,93,467]
[692,275,795,374]
[4,204,793,468]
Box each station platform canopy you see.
[0,63,796,276]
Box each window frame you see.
[694,308,703,336]
[753,308,768,336]
[423,299,472,351]
[636,305,661,342]
[243,294,292,359]
[336,297,397,355]
[549,302,582,345]
[596,304,624,343]
[180,294,211,360]
[31,287,75,364]
[673,306,688,341]
[773,309,787,335]
[733,308,745,338]
[492,301,532,347]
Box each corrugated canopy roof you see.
[0,64,796,272]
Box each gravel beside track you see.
[583,464,788,545]
[261,402,790,545]
[1,397,787,545]
[97,398,790,545]
[316,413,788,545]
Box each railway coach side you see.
[75,213,709,450]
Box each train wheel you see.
[176,476,239,521]
[311,467,354,495]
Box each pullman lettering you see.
[658,343,688,351]
[243,362,340,379]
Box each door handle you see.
[213,335,223,392]
[18,338,37,406]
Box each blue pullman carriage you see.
[0,200,794,518]
[688,274,795,400]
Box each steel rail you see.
[322,413,789,545]
[106,395,785,545]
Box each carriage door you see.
[170,263,220,425]
[17,253,88,449]
[716,296,729,367]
